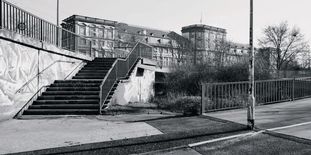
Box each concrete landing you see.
[0,116,162,154]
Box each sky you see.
[6,0,311,45]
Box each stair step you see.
[29,104,98,109]
[75,73,107,76]
[50,83,101,87]
[78,70,109,73]
[107,95,113,99]
[82,66,112,70]
[42,91,99,95]
[23,109,98,115]
[47,87,100,91]
[73,74,106,78]
[38,95,99,100]
[83,64,113,67]
[93,58,116,61]
[72,76,105,79]
[54,80,102,83]
[33,100,98,104]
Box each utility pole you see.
[248,0,255,129]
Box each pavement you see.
[0,113,176,154]
[7,116,248,155]
[2,98,311,154]
[206,98,311,140]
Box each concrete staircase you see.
[22,58,117,115]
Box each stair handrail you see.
[64,61,86,80]
[14,85,49,118]
[15,60,81,94]
[99,41,153,113]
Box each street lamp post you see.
[248,0,255,129]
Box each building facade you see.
[181,24,227,64]
[62,15,183,67]
[61,15,117,57]
[62,15,249,68]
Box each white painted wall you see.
[0,30,90,120]
[110,60,155,106]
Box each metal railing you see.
[14,85,49,118]
[0,0,91,55]
[14,60,80,94]
[201,77,311,113]
[99,42,153,113]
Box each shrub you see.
[151,94,201,116]
[174,96,201,115]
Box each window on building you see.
[79,38,87,45]
[79,25,86,36]
[197,32,203,39]
[98,27,104,38]
[92,40,97,46]
[107,41,113,48]
[190,32,194,38]
[100,41,105,47]
[89,26,96,37]
[136,68,144,77]
[104,28,108,39]
[107,28,113,39]
[163,48,167,54]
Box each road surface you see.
[206,98,311,140]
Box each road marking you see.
[188,131,264,147]
[266,121,311,131]
[189,121,311,147]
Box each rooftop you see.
[182,24,227,33]
[116,23,171,39]
[62,15,118,26]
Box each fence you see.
[0,0,91,55]
[201,77,311,113]
[99,42,153,112]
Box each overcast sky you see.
[6,0,311,45]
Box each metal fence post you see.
[139,44,141,57]
[0,0,3,29]
[292,78,295,101]
[201,83,206,115]
[40,20,43,42]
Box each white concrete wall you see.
[110,60,155,106]
[0,30,90,120]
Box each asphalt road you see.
[206,98,311,140]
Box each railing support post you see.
[0,0,3,29]
[201,83,206,115]
[40,20,43,42]
[292,78,295,101]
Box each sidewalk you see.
[0,114,170,154]
[13,116,248,155]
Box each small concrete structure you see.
[110,59,157,105]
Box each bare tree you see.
[258,22,309,73]
[167,31,193,64]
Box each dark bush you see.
[151,94,201,116]
[215,62,249,82]
[174,96,201,115]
